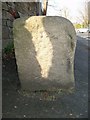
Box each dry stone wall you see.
[2,2,42,48]
[2,2,14,48]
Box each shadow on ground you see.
[2,35,88,118]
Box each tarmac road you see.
[2,33,89,118]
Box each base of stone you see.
[20,79,75,92]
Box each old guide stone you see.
[13,16,76,91]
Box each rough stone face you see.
[13,16,76,91]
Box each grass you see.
[3,42,15,59]
[3,42,14,54]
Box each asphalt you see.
[2,33,88,118]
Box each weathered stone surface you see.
[13,16,76,91]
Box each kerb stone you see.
[13,16,76,91]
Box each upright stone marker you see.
[13,16,76,91]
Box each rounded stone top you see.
[14,16,76,36]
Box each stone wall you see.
[2,2,14,48]
[2,2,42,49]
[15,2,42,17]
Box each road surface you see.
[2,33,89,118]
